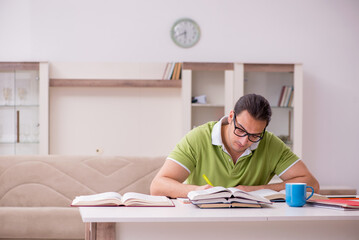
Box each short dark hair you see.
[234,94,272,126]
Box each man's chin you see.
[235,142,248,151]
[233,146,247,154]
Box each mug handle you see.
[306,186,314,200]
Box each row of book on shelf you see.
[278,85,294,107]
[71,187,359,210]
[162,62,182,80]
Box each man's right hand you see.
[193,184,213,191]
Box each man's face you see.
[227,110,267,154]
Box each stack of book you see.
[277,85,294,107]
[162,62,182,80]
[187,186,272,209]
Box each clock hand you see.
[176,31,186,38]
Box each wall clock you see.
[171,18,201,48]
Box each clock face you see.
[171,18,200,48]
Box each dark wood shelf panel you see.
[244,64,294,72]
[50,79,182,88]
[182,62,234,71]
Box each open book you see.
[248,189,329,202]
[187,186,272,207]
[71,192,174,207]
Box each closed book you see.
[308,199,359,210]
[167,62,176,80]
[162,63,170,80]
[278,86,286,107]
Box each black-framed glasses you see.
[232,113,266,143]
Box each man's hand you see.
[235,185,263,192]
[151,159,215,198]
[194,184,213,191]
[235,161,320,193]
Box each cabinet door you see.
[0,63,45,155]
[0,70,16,154]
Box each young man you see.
[151,94,319,198]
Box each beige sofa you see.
[0,155,165,240]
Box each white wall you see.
[1,0,358,191]
[48,62,182,157]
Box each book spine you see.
[162,63,170,80]
[171,63,177,80]
[280,86,288,107]
[175,62,182,80]
[168,62,176,80]
[278,86,285,107]
[286,86,293,107]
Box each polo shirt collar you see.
[212,116,260,158]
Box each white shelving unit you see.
[0,62,49,155]
[182,62,241,134]
[182,62,303,157]
[240,63,303,156]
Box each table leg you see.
[85,222,115,240]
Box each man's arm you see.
[235,160,320,193]
[150,159,211,198]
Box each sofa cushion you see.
[0,155,166,207]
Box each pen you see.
[202,174,214,186]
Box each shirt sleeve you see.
[270,135,300,176]
[167,128,199,173]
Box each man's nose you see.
[239,135,250,145]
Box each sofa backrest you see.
[0,155,166,207]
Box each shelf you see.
[192,103,225,108]
[50,79,182,88]
[0,62,39,71]
[271,106,293,109]
[183,62,234,71]
[0,105,39,108]
[244,64,294,73]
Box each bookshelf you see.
[236,63,302,156]
[182,62,302,156]
[50,79,181,88]
[182,62,241,134]
[49,62,182,88]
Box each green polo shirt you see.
[168,118,300,188]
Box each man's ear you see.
[228,110,235,123]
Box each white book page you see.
[122,192,171,205]
[188,186,230,200]
[248,189,282,198]
[73,192,123,205]
[228,188,271,204]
